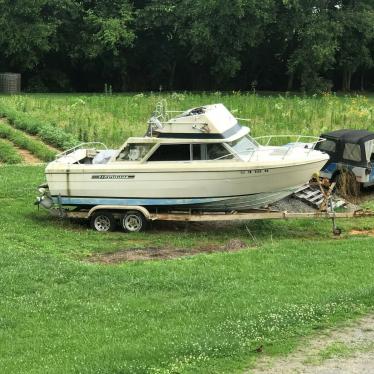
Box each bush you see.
[0,122,56,161]
[0,103,78,150]
[0,139,23,164]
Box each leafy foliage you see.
[1,92,374,148]
[0,138,23,163]
[0,102,78,149]
[0,121,56,161]
[1,0,374,91]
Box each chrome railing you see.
[56,142,108,159]
[234,135,326,161]
[254,134,324,146]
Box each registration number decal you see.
[240,169,269,174]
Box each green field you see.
[1,165,374,373]
[1,93,374,373]
[1,92,374,149]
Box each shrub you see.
[0,139,23,164]
[0,122,56,161]
[0,103,78,149]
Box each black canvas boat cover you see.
[321,129,374,144]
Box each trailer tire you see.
[121,211,147,232]
[90,211,116,232]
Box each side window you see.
[343,143,361,162]
[319,139,336,153]
[206,144,233,160]
[192,144,202,160]
[117,144,154,161]
[147,144,190,161]
[364,140,374,162]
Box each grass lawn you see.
[1,165,374,373]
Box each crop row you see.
[0,139,23,164]
[1,93,374,149]
[0,121,56,162]
[0,103,78,150]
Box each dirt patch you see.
[0,118,61,153]
[0,137,42,164]
[27,133,61,153]
[16,147,42,164]
[349,229,374,237]
[87,238,250,264]
[249,314,374,374]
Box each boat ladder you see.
[293,183,346,210]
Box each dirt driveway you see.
[249,314,374,374]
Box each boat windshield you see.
[226,136,258,159]
[117,143,154,161]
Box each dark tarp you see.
[316,129,374,167]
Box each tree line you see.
[1,0,373,92]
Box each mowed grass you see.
[1,92,374,148]
[1,165,374,373]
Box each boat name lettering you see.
[92,175,135,179]
[240,169,269,174]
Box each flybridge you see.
[148,103,247,140]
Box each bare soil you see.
[350,229,374,237]
[249,314,374,374]
[16,147,42,164]
[0,118,61,153]
[86,238,250,264]
[0,137,42,164]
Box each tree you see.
[336,0,374,91]
[63,0,135,90]
[179,0,276,86]
[280,0,342,92]
[0,0,59,72]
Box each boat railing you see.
[56,142,108,159]
[241,135,326,161]
[254,134,324,146]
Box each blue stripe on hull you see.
[53,196,226,206]
[52,185,302,211]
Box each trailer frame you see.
[52,202,374,235]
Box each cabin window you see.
[343,143,361,162]
[147,143,234,162]
[206,144,234,160]
[147,144,191,161]
[117,143,154,161]
[191,144,234,160]
[192,144,202,160]
[227,136,258,156]
[319,139,336,153]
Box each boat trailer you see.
[43,178,374,234]
[50,201,374,235]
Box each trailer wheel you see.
[90,211,116,232]
[121,211,147,232]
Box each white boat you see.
[37,103,329,211]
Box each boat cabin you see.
[114,103,259,163]
[115,136,258,163]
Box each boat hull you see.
[47,158,327,211]
[54,186,299,211]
